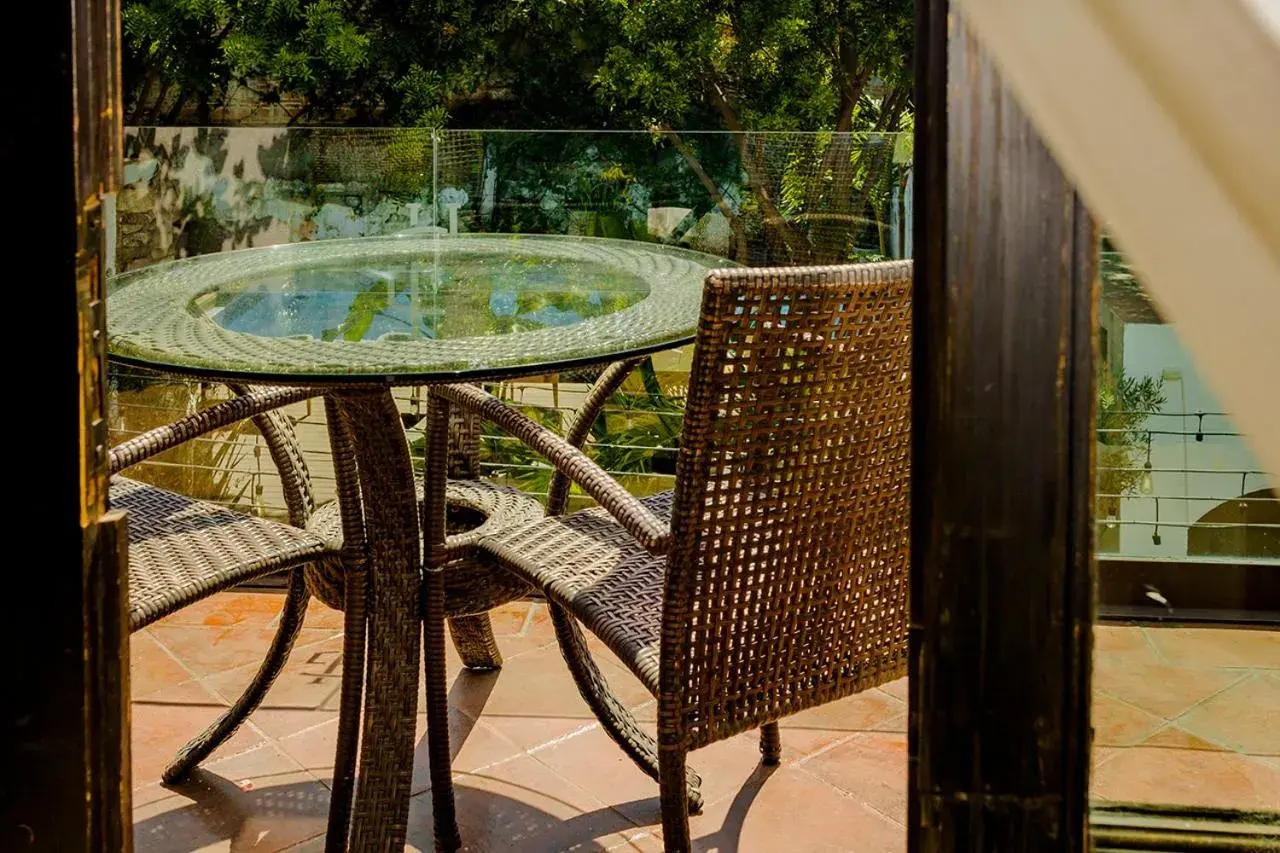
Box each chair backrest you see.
[661,262,912,750]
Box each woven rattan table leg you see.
[443,385,503,673]
[331,391,423,851]
[325,562,368,852]
[448,613,503,671]
[549,603,704,811]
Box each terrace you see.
[96,77,1280,853]
[19,2,1279,852]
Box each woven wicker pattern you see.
[304,478,541,613]
[664,262,912,750]
[435,383,671,551]
[446,397,482,479]
[481,492,675,693]
[458,261,913,849]
[108,386,316,475]
[108,235,724,381]
[114,476,330,632]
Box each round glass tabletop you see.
[107,234,728,384]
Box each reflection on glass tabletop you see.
[107,234,728,384]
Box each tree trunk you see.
[659,127,750,263]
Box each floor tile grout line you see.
[1090,747,1124,770]
[1128,720,1250,756]
[1138,625,1171,665]
[1093,688,1168,732]
[275,712,348,744]
[1167,669,1254,723]
[1099,679,1272,758]
[789,730,868,768]
[525,720,604,756]
[862,799,908,830]
[1095,664,1252,731]
[516,600,540,638]
[1140,625,1280,671]
[278,830,327,852]
[604,829,661,851]
[790,761,906,828]
[143,627,208,686]
[143,623,353,773]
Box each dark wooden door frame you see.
[908,4,1279,852]
[6,0,129,850]
[909,2,1096,851]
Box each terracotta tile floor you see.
[130,593,1279,852]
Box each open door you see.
[9,0,129,850]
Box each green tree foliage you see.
[122,0,913,131]
[591,0,913,133]
[1096,371,1166,517]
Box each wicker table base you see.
[321,389,455,851]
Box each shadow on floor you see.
[135,660,778,851]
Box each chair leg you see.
[759,722,782,766]
[448,612,503,671]
[425,397,462,851]
[425,568,461,851]
[161,569,310,784]
[548,603,704,812]
[324,565,368,853]
[659,745,693,853]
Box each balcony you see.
[108,127,1277,851]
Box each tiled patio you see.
[130,592,1279,852]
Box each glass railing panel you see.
[112,127,913,511]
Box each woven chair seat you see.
[305,478,544,613]
[478,491,676,694]
[114,476,333,632]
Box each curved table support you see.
[445,396,504,672]
[323,390,429,851]
[449,613,503,671]
[424,397,462,850]
[545,358,705,811]
[323,396,368,853]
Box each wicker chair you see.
[426,261,912,850]
[110,386,337,782]
[112,384,544,798]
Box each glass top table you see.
[105,233,728,850]
[107,233,725,384]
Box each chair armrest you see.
[109,386,319,475]
[546,358,646,516]
[433,383,672,555]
